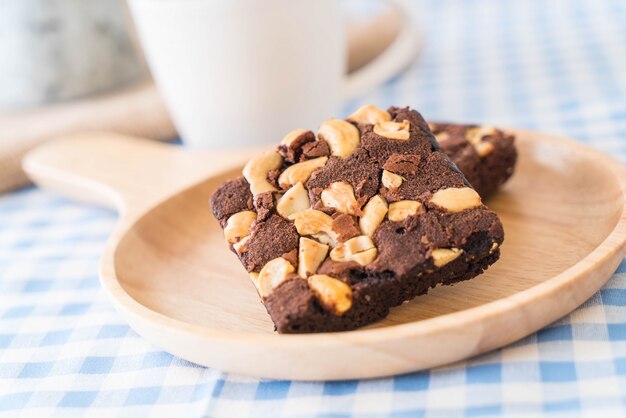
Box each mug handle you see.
[342,0,420,100]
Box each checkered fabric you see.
[2,0,626,416]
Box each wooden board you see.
[22,130,626,380]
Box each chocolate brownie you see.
[210,105,504,333]
[429,123,517,197]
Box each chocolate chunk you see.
[265,279,326,333]
[383,153,421,175]
[209,177,254,227]
[277,131,316,164]
[266,169,281,189]
[317,258,361,279]
[239,214,299,272]
[281,249,298,267]
[253,191,275,222]
[301,138,330,160]
[331,213,361,242]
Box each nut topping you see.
[307,274,353,315]
[431,248,462,267]
[330,235,377,266]
[288,209,333,235]
[278,156,328,188]
[281,128,308,146]
[381,170,405,189]
[276,182,310,218]
[224,211,257,244]
[429,187,482,212]
[466,126,497,157]
[346,104,391,125]
[373,120,410,140]
[359,195,388,237]
[433,131,450,144]
[320,181,362,216]
[388,200,421,222]
[473,141,494,157]
[233,235,251,254]
[288,209,338,247]
[466,126,496,144]
[297,237,329,278]
[257,257,295,298]
[317,119,360,158]
[243,151,283,196]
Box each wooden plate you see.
[23,130,626,381]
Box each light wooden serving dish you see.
[23,130,626,381]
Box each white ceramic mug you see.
[128,0,417,148]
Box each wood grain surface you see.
[22,130,626,380]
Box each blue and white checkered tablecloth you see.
[2,0,626,416]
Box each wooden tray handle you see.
[22,133,254,219]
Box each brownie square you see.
[429,123,517,197]
[210,105,504,333]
